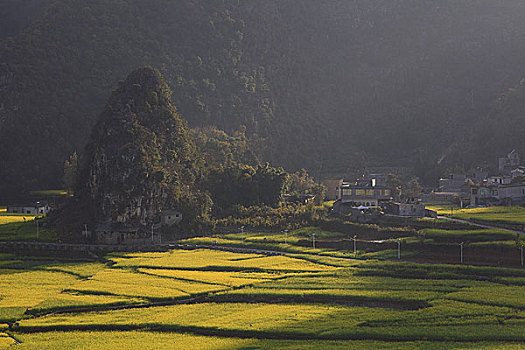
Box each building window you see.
[355,189,366,196]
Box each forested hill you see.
[2,0,525,194]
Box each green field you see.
[426,205,525,225]
[0,247,523,349]
[0,211,55,241]
[28,189,69,197]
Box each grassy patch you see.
[29,189,69,196]
[0,217,55,241]
[427,205,525,225]
[421,228,517,242]
[10,332,525,350]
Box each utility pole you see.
[83,224,88,242]
[312,233,316,250]
[520,245,524,267]
[353,235,357,258]
[460,242,464,263]
[151,224,154,243]
[397,239,401,259]
[241,226,245,244]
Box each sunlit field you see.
[0,247,523,349]
[426,205,525,225]
[0,212,53,241]
[0,214,39,225]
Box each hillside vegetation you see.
[3,1,525,192]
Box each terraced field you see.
[0,247,524,349]
[427,205,525,225]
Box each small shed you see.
[384,202,426,217]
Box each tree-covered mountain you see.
[2,0,525,194]
[59,66,212,234]
[0,0,273,195]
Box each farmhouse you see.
[7,201,50,214]
[94,222,141,245]
[338,183,391,207]
[470,183,525,206]
[93,209,183,244]
[438,173,467,193]
[322,179,343,200]
[384,201,426,217]
[498,149,520,175]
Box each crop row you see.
[14,303,525,342]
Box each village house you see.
[333,179,392,215]
[384,201,426,217]
[498,149,520,175]
[338,183,391,207]
[93,209,183,244]
[7,201,50,214]
[420,192,458,204]
[93,222,141,245]
[438,173,467,193]
[322,179,343,201]
[470,183,525,207]
[511,166,525,179]
[488,175,512,185]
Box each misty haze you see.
[0,1,524,349]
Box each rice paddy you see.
[0,246,522,349]
[426,205,525,225]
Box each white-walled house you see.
[7,202,50,214]
[470,183,525,206]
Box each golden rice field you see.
[0,215,37,225]
[0,248,524,349]
[426,204,525,225]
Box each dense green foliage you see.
[0,0,273,194]
[3,1,525,192]
[205,163,287,214]
[54,66,290,237]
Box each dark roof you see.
[341,184,391,190]
[95,222,139,233]
[8,201,49,208]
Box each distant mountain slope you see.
[3,0,525,193]
[0,0,50,39]
[0,0,273,194]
